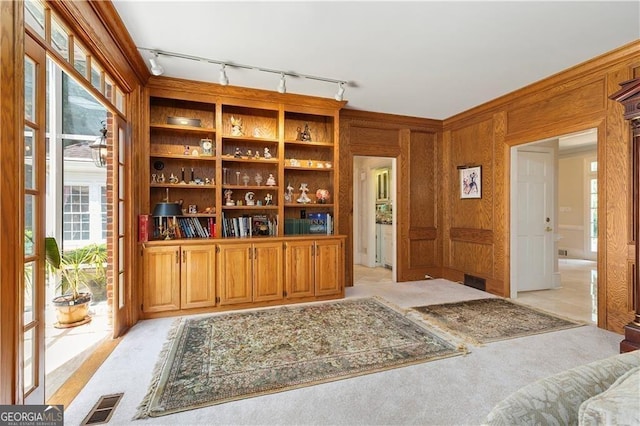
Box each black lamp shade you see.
[152,202,183,217]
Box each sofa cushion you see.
[483,350,640,426]
[578,366,640,426]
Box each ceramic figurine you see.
[264,147,272,159]
[284,182,294,203]
[265,193,273,205]
[255,173,263,186]
[242,173,250,186]
[296,122,312,141]
[230,116,244,136]
[245,192,255,206]
[234,147,242,158]
[297,183,311,203]
[224,190,234,206]
[266,173,276,186]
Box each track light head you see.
[219,64,229,86]
[149,52,164,76]
[335,82,345,101]
[277,73,286,94]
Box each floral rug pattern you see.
[136,298,463,418]
[411,298,582,345]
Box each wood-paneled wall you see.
[338,110,442,286]
[443,41,640,333]
[339,41,640,333]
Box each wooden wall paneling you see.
[493,112,508,293]
[337,117,353,286]
[441,130,452,272]
[506,77,607,135]
[604,67,634,331]
[0,0,23,405]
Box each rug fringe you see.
[133,317,184,420]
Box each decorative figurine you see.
[205,177,212,185]
[289,158,299,167]
[254,173,263,186]
[169,173,179,184]
[316,189,330,204]
[245,192,255,206]
[230,116,244,136]
[296,122,312,141]
[242,173,250,186]
[266,173,276,186]
[234,147,243,158]
[264,147,272,159]
[297,183,311,204]
[325,162,332,168]
[285,182,294,203]
[188,204,198,214]
[254,150,260,159]
[224,189,235,206]
[307,159,313,167]
[246,149,252,157]
[157,173,166,183]
[151,174,158,184]
[191,149,199,156]
[184,145,190,155]
[265,193,273,205]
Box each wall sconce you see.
[90,122,108,168]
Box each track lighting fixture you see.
[219,64,229,86]
[138,47,348,99]
[335,82,345,101]
[277,73,287,94]
[148,51,164,76]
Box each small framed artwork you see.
[199,138,214,156]
[460,166,481,199]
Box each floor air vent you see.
[464,274,486,291]
[81,393,123,425]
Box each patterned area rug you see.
[410,298,583,345]
[135,297,465,419]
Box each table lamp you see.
[152,202,182,239]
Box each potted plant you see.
[45,237,107,326]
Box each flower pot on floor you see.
[52,292,92,326]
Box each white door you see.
[516,150,554,291]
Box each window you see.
[63,185,90,241]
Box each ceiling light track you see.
[139,47,348,99]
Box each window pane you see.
[91,62,102,92]
[105,76,114,103]
[24,127,36,190]
[590,161,598,172]
[63,186,90,241]
[101,186,107,239]
[25,195,36,256]
[115,88,125,114]
[23,328,35,393]
[62,74,107,135]
[24,0,45,38]
[25,57,36,122]
[73,41,88,78]
[51,16,70,61]
[24,262,35,324]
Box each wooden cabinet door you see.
[143,246,181,313]
[181,245,216,309]
[217,243,252,305]
[315,239,343,296]
[252,242,284,302]
[284,240,315,298]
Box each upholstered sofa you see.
[483,350,640,426]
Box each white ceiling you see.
[112,1,640,120]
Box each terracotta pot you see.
[52,292,92,325]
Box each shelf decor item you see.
[316,189,330,204]
[167,116,201,127]
[230,116,244,136]
[200,138,213,156]
[297,183,311,204]
[152,202,183,240]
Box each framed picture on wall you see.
[460,166,481,199]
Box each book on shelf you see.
[221,213,278,237]
[138,214,151,242]
[284,213,332,235]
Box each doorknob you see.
[545,226,553,232]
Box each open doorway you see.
[44,59,111,399]
[352,156,396,284]
[510,129,598,324]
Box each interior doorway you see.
[510,128,598,323]
[352,156,396,283]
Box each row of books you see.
[284,213,333,235]
[173,217,216,239]
[221,213,278,238]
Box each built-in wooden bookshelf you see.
[140,79,345,318]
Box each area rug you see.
[135,297,465,419]
[410,298,583,345]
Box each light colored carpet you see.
[64,277,623,425]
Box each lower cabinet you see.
[217,241,283,306]
[284,238,343,298]
[141,236,343,317]
[142,245,215,313]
